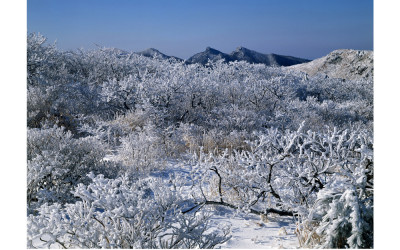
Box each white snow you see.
[205,206,299,249]
[288,49,373,80]
[161,161,300,249]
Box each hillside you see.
[230,46,310,66]
[185,47,233,65]
[288,49,373,80]
[185,46,310,66]
[136,48,183,61]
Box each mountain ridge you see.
[130,47,373,79]
[185,47,232,65]
[185,46,310,66]
[135,48,183,61]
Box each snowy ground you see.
[151,160,300,249]
[159,161,300,249]
[206,207,299,249]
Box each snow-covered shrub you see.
[158,124,190,157]
[169,124,252,156]
[27,34,101,129]
[101,75,140,112]
[27,125,119,212]
[116,122,166,173]
[303,183,373,248]
[27,85,57,128]
[207,105,261,132]
[201,129,252,155]
[171,123,203,155]
[28,173,231,248]
[300,131,373,248]
[188,123,373,242]
[81,101,165,147]
[27,33,60,86]
[290,76,373,130]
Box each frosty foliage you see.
[27,125,120,213]
[28,174,230,248]
[27,33,373,248]
[117,122,166,173]
[189,124,372,217]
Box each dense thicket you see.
[27,33,373,248]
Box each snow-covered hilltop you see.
[185,46,310,66]
[135,48,183,61]
[185,47,232,65]
[230,46,310,66]
[288,49,373,80]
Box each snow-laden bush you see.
[207,104,262,132]
[27,34,99,129]
[28,173,231,248]
[187,123,373,247]
[168,123,252,156]
[116,122,166,173]
[27,125,119,212]
[303,184,373,248]
[300,132,373,248]
[78,100,165,148]
[27,85,57,128]
[101,75,140,112]
[27,33,60,86]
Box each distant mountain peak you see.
[138,48,163,56]
[186,46,309,66]
[235,46,249,52]
[135,48,183,61]
[185,47,231,65]
[204,47,222,54]
[143,48,160,52]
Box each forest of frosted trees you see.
[27,33,373,248]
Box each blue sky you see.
[27,0,373,59]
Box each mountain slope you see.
[136,48,183,61]
[185,47,232,65]
[186,46,310,66]
[230,47,271,64]
[230,47,310,66]
[288,49,373,80]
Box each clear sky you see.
[27,0,373,60]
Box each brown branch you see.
[204,200,295,217]
[93,215,105,228]
[266,163,281,201]
[250,190,266,207]
[93,215,110,245]
[181,202,205,214]
[210,167,223,203]
[55,239,68,249]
